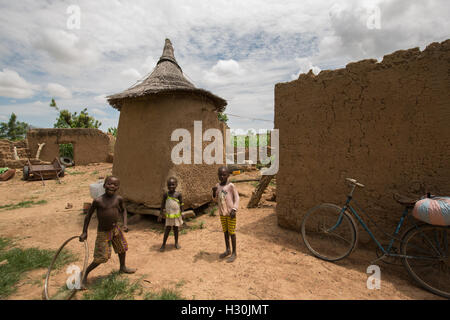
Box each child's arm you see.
[178,193,183,213]
[158,192,167,222]
[230,184,240,218]
[212,183,218,199]
[79,199,97,241]
[119,196,128,232]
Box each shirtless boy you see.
[79,176,136,287]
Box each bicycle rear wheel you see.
[401,224,450,299]
[301,203,358,261]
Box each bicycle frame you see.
[329,187,442,261]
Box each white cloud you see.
[142,56,156,74]
[91,108,107,116]
[33,29,99,65]
[0,69,39,99]
[94,94,107,105]
[291,58,321,79]
[204,59,245,84]
[120,68,142,80]
[47,83,72,99]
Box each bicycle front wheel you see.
[401,224,450,299]
[301,203,358,261]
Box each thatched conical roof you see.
[107,39,227,111]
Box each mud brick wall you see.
[275,40,450,240]
[27,128,110,165]
[0,139,31,168]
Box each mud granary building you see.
[107,39,227,213]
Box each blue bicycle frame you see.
[328,184,443,260]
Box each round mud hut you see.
[107,39,227,214]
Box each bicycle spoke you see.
[302,204,357,261]
[402,225,450,298]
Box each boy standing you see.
[212,166,240,263]
[79,176,136,288]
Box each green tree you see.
[50,99,101,129]
[0,113,29,141]
[217,112,228,124]
[49,99,102,159]
[107,127,117,137]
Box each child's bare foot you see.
[226,253,236,263]
[78,282,88,290]
[119,267,136,274]
[175,243,181,249]
[219,250,231,259]
[159,245,165,252]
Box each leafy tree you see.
[217,112,228,124]
[50,99,101,129]
[107,127,117,137]
[49,99,102,159]
[0,113,29,141]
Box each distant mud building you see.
[275,39,450,237]
[107,39,227,213]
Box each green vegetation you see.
[143,288,184,300]
[0,237,76,298]
[208,206,217,217]
[82,271,142,300]
[50,98,102,158]
[0,113,29,141]
[107,127,117,137]
[66,170,86,175]
[59,143,73,159]
[0,200,47,211]
[231,130,271,148]
[217,112,228,124]
[50,99,101,129]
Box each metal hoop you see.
[43,236,89,300]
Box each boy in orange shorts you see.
[212,166,240,263]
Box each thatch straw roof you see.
[107,39,227,112]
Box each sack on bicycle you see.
[412,196,450,226]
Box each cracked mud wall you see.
[113,94,222,210]
[275,40,450,240]
[27,129,110,165]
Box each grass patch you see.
[0,200,47,211]
[82,271,142,300]
[186,221,205,231]
[143,288,184,300]
[0,237,77,299]
[208,206,217,217]
[66,170,86,175]
[91,170,99,175]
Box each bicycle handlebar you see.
[346,178,365,188]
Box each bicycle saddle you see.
[393,193,417,207]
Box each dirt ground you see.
[0,163,443,300]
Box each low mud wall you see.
[27,129,110,165]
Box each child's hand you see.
[123,226,129,232]
[79,232,87,242]
[157,215,162,222]
[212,186,217,196]
[230,209,236,219]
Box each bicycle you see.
[301,178,450,299]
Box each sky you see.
[0,0,449,132]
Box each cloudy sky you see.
[0,0,449,131]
